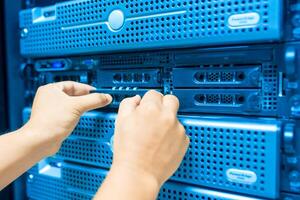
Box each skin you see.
[0,81,190,200]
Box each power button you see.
[108,10,125,31]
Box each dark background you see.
[0,0,12,199]
[0,0,7,131]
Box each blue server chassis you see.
[17,0,300,200]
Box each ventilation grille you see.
[56,112,114,167]
[27,174,92,200]
[63,166,106,192]
[158,182,266,200]
[195,71,249,83]
[27,164,266,200]
[173,116,280,198]
[97,52,171,66]
[262,65,278,111]
[71,112,115,140]
[175,89,262,114]
[57,138,113,168]
[19,0,281,57]
[194,93,248,105]
[22,109,115,167]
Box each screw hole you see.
[237,72,245,81]
[236,95,245,104]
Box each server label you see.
[228,12,260,28]
[226,168,257,184]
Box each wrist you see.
[108,163,161,198]
[19,122,61,157]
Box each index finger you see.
[52,81,96,96]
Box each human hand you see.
[112,90,189,188]
[24,81,112,156]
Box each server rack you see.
[3,0,300,199]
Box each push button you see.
[108,10,125,31]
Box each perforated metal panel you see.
[23,108,114,167]
[262,64,278,111]
[57,138,113,167]
[158,182,265,200]
[19,0,282,57]
[27,163,265,200]
[173,116,280,198]
[22,108,281,198]
[97,52,172,66]
[57,112,115,167]
[173,65,261,88]
[27,165,92,200]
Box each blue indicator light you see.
[51,61,64,68]
[83,59,94,66]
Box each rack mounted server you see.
[19,0,300,200]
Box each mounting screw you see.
[27,174,34,183]
[21,28,29,38]
[289,171,300,192]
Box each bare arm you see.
[0,81,112,190]
[94,91,190,200]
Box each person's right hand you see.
[112,90,190,188]
[24,81,112,157]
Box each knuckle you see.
[146,89,163,97]
[164,94,179,103]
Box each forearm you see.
[0,125,51,190]
[94,164,160,200]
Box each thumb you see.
[72,93,112,113]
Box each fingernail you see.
[90,86,97,91]
[105,94,113,103]
[135,95,142,100]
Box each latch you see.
[284,123,296,154]
[285,47,296,75]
